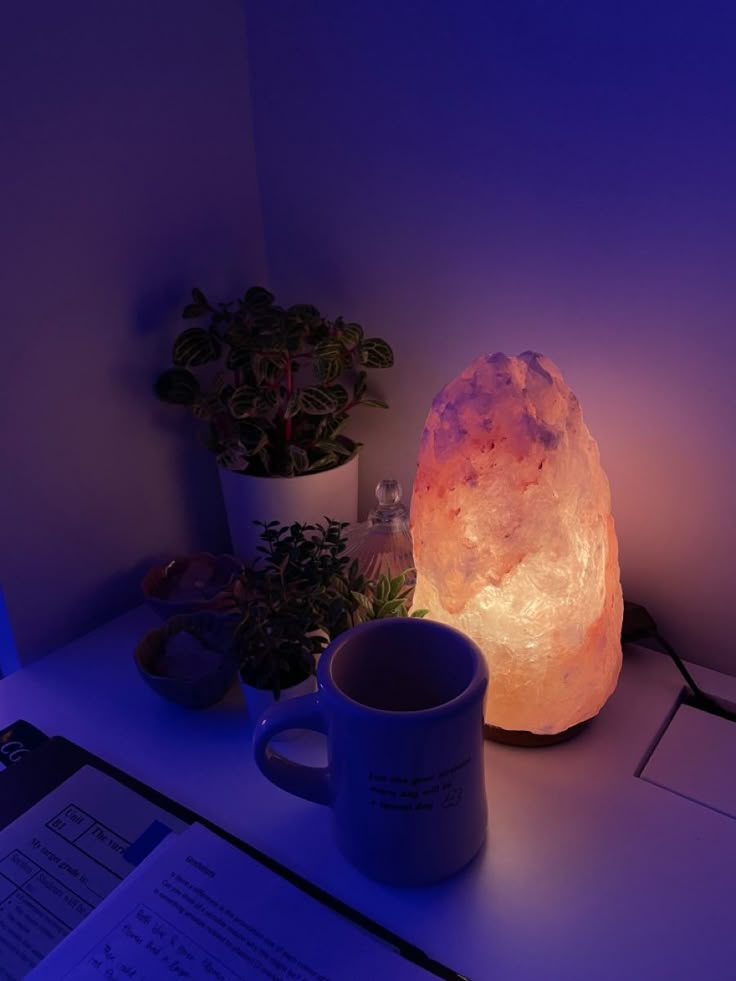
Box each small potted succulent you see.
[230,519,424,721]
[154,287,394,560]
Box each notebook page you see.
[29,821,434,981]
[0,765,186,980]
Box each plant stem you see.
[284,355,293,445]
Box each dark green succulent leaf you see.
[378,598,407,618]
[298,386,339,415]
[244,286,275,307]
[288,444,310,474]
[192,288,209,307]
[229,518,412,693]
[360,398,389,409]
[172,327,221,367]
[358,337,394,368]
[335,321,363,349]
[154,369,200,405]
[351,591,374,612]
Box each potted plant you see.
[230,519,424,721]
[134,611,241,709]
[154,286,394,559]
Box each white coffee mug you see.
[253,618,489,885]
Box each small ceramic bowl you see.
[142,553,242,619]
[134,612,240,709]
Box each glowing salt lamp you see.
[410,352,623,741]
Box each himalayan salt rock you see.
[411,352,622,735]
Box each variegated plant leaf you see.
[216,441,250,472]
[298,386,339,415]
[154,369,200,405]
[252,352,285,386]
[358,337,394,369]
[228,385,260,419]
[288,444,310,474]
[335,321,363,349]
[172,327,221,366]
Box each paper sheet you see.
[29,822,433,980]
[0,765,186,980]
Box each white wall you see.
[245,2,736,674]
[0,1,267,661]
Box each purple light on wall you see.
[246,0,736,675]
[0,587,20,677]
[0,1,267,660]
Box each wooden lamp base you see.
[483,719,588,747]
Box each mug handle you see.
[252,693,331,805]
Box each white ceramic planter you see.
[240,674,317,736]
[219,453,359,562]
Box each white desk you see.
[1,606,735,980]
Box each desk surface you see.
[1,607,735,980]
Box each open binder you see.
[0,722,468,981]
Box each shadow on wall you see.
[3,278,235,669]
[0,0,267,663]
[131,282,235,567]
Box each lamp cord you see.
[622,601,736,724]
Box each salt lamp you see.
[410,352,623,739]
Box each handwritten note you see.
[368,757,472,813]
